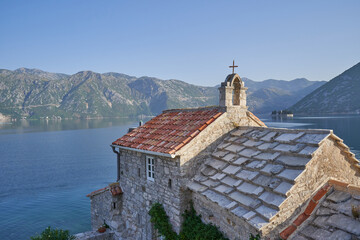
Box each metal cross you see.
[229,60,238,74]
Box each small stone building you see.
[83,73,360,240]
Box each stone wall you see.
[263,137,360,238]
[89,189,123,232]
[116,150,182,239]
[192,192,259,240]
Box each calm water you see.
[0,115,360,239]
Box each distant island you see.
[271,110,294,117]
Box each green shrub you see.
[30,226,75,240]
[179,205,228,240]
[148,203,178,240]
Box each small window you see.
[146,156,155,181]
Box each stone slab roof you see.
[188,126,359,231]
[287,180,360,240]
[112,107,224,154]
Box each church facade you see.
[82,72,360,240]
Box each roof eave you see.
[110,144,177,159]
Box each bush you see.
[148,203,178,240]
[30,226,75,240]
[149,202,228,240]
[179,205,228,240]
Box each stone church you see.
[79,72,360,240]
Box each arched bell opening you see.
[232,78,241,106]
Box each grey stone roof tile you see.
[236,170,259,181]
[274,181,292,195]
[256,205,278,221]
[296,133,329,144]
[249,199,262,209]
[225,144,245,153]
[227,136,239,142]
[298,146,318,155]
[238,148,260,158]
[295,188,360,238]
[305,227,332,239]
[259,191,286,208]
[201,166,217,176]
[273,143,297,152]
[234,137,248,144]
[214,184,234,194]
[329,230,352,240]
[291,235,308,240]
[327,191,351,203]
[253,175,281,189]
[225,201,237,210]
[261,164,284,175]
[202,190,233,208]
[222,165,242,175]
[243,211,256,220]
[260,131,277,142]
[231,205,248,218]
[193,174,208,182]
[249,216,268,229]
[243,139,263,147]
[277,169,303,181]
[212,150,229,158]
[257,142,279,150]
[276,155,310,167]
[202,179,219,188]
[217,142,231,150]
[229,191,255,207]
[222,153,238,162]
[206,159,227,170]
[221,176,242,187]
[275,132,304,142]
[232,128,253,137]
[233,157,250,165]
[246,160,267,170]
[209,172,226,181]
[189,127,343,232]
[237,182,264,196]
[188,182,207,192]
[247,129,270,140]
[254,152,280,161]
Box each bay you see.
[0,115,359,239]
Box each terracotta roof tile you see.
[112,107,224,154]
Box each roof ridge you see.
[162,106,224,113]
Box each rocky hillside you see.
[0,68,324,119]
[244,78,324,113]
[0,68,217,119]
[290,62,360,114]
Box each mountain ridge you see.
[289,62,360,115]
[0,68,325,119]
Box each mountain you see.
[0,68,217,119]
[289,62,360,115]
[243,78,325,113]
[0,68,324,119]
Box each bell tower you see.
[219,61,247,109]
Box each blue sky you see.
[0,0,359,86]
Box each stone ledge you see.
[74,230,115,240]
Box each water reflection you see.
[0,117,150,135]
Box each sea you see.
[0,115,359,240]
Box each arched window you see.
[232,78,241,105]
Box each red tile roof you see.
[112,107,224,155]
